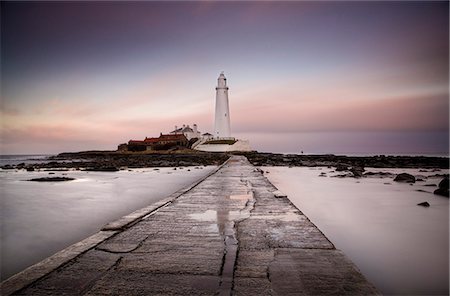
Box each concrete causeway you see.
[2,156,379,295]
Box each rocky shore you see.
[1,150,448,171]
[1,151,229,171]
[236,152,449,169]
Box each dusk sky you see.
[1,1,448,154]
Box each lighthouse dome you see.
[217,72,227,88]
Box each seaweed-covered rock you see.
[363,171,393,178]
[438,177,449,190]
[417,201,430,207]
[335,164,349,172]
[85,167,119,172]
[434,177,449,197]
[350,166,365,178]
[28,177,75,182]
[393,173,415,183]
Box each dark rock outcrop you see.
[28,177,75,182]
[394,173,416,183]
[363,171,394,178]
[236,152,449,169]
[350,166,365,178]
[85,167,119,172]
[417,201,430,207]
[433,177,449,197]
[335,164,349,172]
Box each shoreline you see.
[1,150,448,170]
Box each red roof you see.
[128,134,187,146]
[158,134,187,141]
[144,137,160,143]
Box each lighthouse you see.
[214,72,232,139]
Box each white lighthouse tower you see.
[214,72,232,139]
[195,72,251,152]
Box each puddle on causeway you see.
[189,209,242,222]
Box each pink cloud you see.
[231,93,448,133]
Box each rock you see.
[438,177,449,190]
[363,171,393,178]
[350,166,364,178]
[28,177,75,182]
[335,164,348,172]
[433,177,449,197]
[424,184,437,187]
[434,188,449,197]
[393,173,415,183]
[417,201,430,207]
[331,173,353,178]
[26,167,35,171]
[1,165,14,170]
[86,167,119,172]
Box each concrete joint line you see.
[96,236,149,254]
[142,201,171,220]
[79,256,123,295]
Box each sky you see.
[1,1,448,154]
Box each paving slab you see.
[2,156,379,295]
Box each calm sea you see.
[0,155,54,166]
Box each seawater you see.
[0,166,216,280]
[264,167,449,295]
[0,155,53,166]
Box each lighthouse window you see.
[225,113,227,117]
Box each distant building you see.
[170,124,201,140]
[123,133,188,151]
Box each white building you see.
[214,72,232,139]
[170,124,201,140]
[194,72,252,152]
